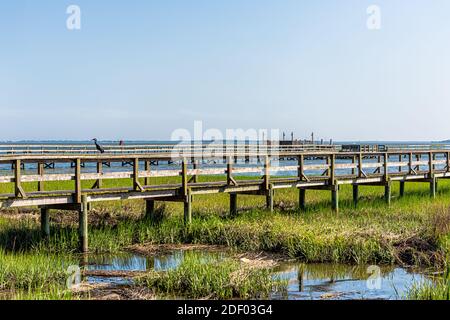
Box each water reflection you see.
[79,251,428,300]
[272,263,428,300]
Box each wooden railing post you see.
[298,155,305,181]
[330,154,335,185]
[227,157,233,185]
[14,159,26,198]
[358,153,363,177]
[429,152,434,177]
[96,161,103,189]
[409,152,413,174]
[181,159,188,198]
[133,157,144,191]
[264,156,270,191]
[74,158,81,203]
[38,162,44,192]
[384,153,389,182]
[447,152,450,173]
[144,160,151,185]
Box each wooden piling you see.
[352,185,359,207]
[331,186,339,212]
[400,181,405,197]
[79,195,88,253]
[40,207,50,237]
[299,188,306,211]
[430,176,437,199]
[145,199,155,221]
[385,183,392,206]
[266,187,274,212]
[184,192,192,225]
[230,193,237,216]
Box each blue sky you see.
[1,1,450,141]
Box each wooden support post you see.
[430,176,437,199]
[385,182,392,206]
[145,199,155,221]
[299,188,306,211]
[266,187,274,212]
[398,154,402,173]
[331,185,339,213]
[352,185,359,207]
[74,159,81,204]
[40,207,50,238]
[184,191,192,225]
[230,193,237,216]
[400,181,405,197]
[79,195,89,253]
[38,162,44,192]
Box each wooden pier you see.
[1,147,450,252]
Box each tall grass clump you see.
[136,252,287,299]
[407,264,450,300]
[0,249,75,299]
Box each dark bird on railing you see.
[92,138,105,153]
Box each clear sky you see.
[1,0,450,141]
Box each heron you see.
[92,138,105,153]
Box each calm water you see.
[80,251,428,300]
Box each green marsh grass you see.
[0,249,76,299]
[407,264,450,300]
[1,176,450,265]
[136,251,287,299]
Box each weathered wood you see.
[184,191,192,225]
[331,185,339,212]
[40,207,50,237]
[400,181,405,197]
[145,199,155,221]
[144,160,151,185]
[230,193,237,216]
[95,162,103,189]
[430,176,437,198]
[266,187,274,212]
[79,195,88,252]
[352,185,359,207]
[299,188,306,211]
[38,162,44,192]
[14,160,26,198]
[264,156,270,191]
[181,159,188,197]
[385,182,392,206]
[74,159,81,203]
[133,158,144,191]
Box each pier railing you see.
[2,149,449,251]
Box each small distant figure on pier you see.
[119,140,124,146]
[92,138,105,153]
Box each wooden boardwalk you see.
[1,147,449,252]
